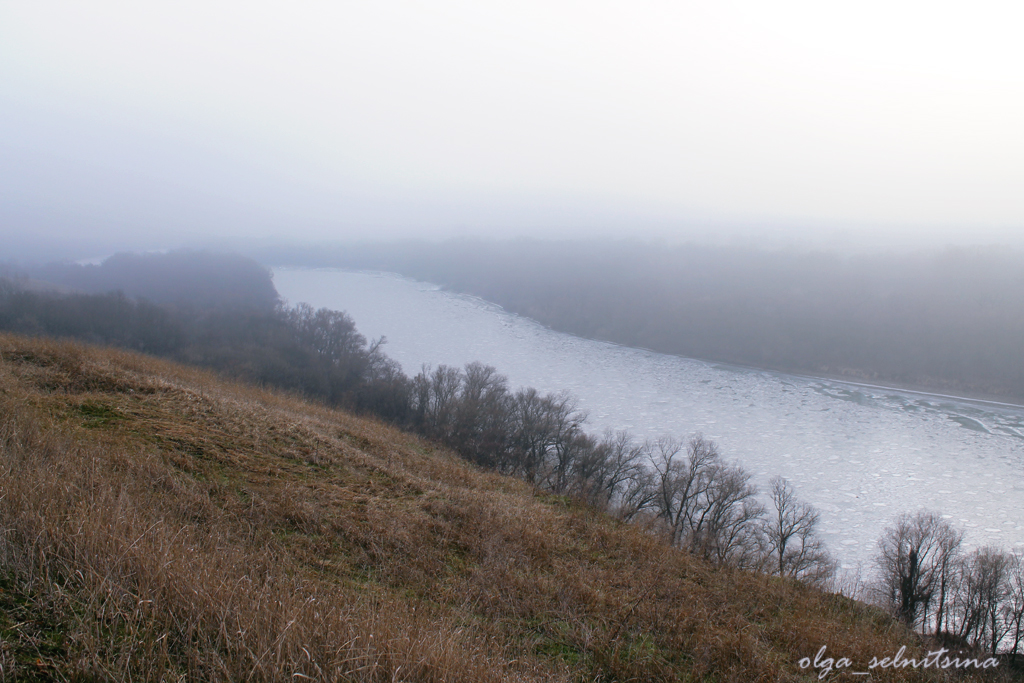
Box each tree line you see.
[25,250,281,310]
[874,511,1024,658]
[405,361,835,581]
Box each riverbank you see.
[257,239,1024,404]
[270,266,1024,568]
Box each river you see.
[272,267,1024,569]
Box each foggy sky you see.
[2,1,1023,257]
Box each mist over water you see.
[273,267,1024,568]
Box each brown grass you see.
[0,333,1009,681]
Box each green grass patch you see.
[76,400,123,428]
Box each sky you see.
[2,1,1023,257]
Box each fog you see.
[3,1,1023,259]
[258,238,1024,403]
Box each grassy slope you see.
[0,334,995,682]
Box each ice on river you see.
[273,267,1024,568]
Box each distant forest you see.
[0,252,407,418]
[256,239,1024,402]
[24,251,280,309]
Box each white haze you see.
[2,1,1023,254]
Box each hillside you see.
[0,334,1000,681]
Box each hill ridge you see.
[0,334,982,681]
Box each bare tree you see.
[615,465,658,522]
[539,393,588,494]
[931,521,965,636]
[763,477,834,583]
[699,464,764,568]
[452,362,513,468]
[571,430,647,511]
[978,549,1013,655]
[1004,553,1024,659]
[948,547,1013,654]
[651,435,763,565]
[508,387,550,482]
[651,436,715,548]
[418,365,462,441]
[509,389,579,485]
[875,511,962,628]
[288,303,366,366]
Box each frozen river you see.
[273,267,1024,568]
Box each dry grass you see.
[0,333,1009,681]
